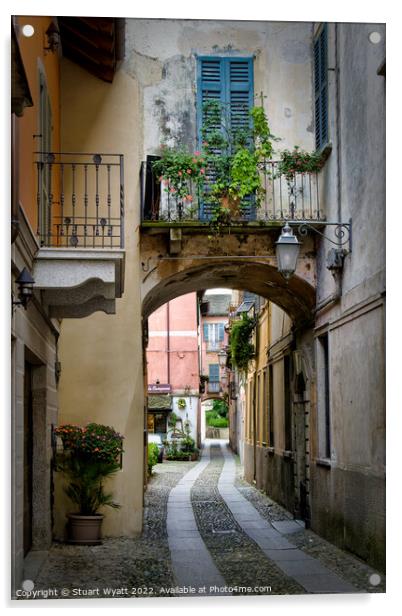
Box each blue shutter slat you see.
[203,323,209,341]
[314,24,328,150]
[209,363,220,382]
[219,323,224,341]
[197,56,254,221]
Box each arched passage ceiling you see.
[142,260,316,325]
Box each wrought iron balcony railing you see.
[207,382,221,393]
[140,159,324,224]
[35,152,124,248]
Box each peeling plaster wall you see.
[124,19,315,157]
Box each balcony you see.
[32,152,125,318]
[207,382,221,394]
[140,159,324,226]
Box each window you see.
[196,56,254,219]
[268,364,274,446]
[203,322,224,351]
[317,333,331,458]
[284,355,292,451]
[208,363,220,393]
[314,24,328,150]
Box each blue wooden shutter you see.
[209,363,220,382]
[197,56,254,220]
[203,323,209,341]
[218,322,224,341]
[314,24,328,150]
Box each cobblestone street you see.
[26,441,385,600]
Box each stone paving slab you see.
[272,520,306,534]
[166,443,229,595]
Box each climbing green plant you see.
[229,314,256,372]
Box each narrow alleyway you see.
[27,442,385,599]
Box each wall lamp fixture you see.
[12,268,35,310]
[275,219,352,280]
[44,22,60,53]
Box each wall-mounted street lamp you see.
[44,21,61,54]
[12,268,35,310]
[275,220,352,280]
[275,222,301,280]
[218,348,228,369]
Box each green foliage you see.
[55,422,124,515]
[278,146,325,181]
[229,314,256,372]
[200,99,276,211]
[147,442,160,476]
[165,418,199,460]
[206,412,229,428]
[212,399,228,418]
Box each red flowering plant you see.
[54,423,124,515]
[278,146,325,182]
[151,147,206,210]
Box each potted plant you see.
[278,145,325,181]
[229,313,256,373]
[199,100,277,221]
[55,423,124,545]
[152,98,277,226]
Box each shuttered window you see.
[209,363,220,383]
[196,56,254,220]
[314,24,328,150]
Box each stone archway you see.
[142,259,316,325]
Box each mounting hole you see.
[368,32,382,44]
[369,573,381,586]
[21,24,35,38]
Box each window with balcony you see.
[196,56,254,220]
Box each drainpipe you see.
[166,301,171,385]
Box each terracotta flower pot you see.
[220,195,241,220]
[67,513,104,545]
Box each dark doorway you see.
[23,362,33,556]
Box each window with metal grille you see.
[196,56,254,220]
[314,24,328,151]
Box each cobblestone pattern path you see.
[31,460,198,599]
[25,441,385,600]
[191,442,305,595]
[234,448,386,593]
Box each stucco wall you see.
[56,58,144,538]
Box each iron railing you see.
[140,159,324,224]
[207,382,221,393]
[35,152,124,248]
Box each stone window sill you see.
[316,457,332,468]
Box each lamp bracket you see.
[288,219,352,252]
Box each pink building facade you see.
[146,292,200,442]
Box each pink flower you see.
[186,195,193,202]
[200,168,205,174]
[178,171,183,176]
[170,187,176,193]
[194,151,200,156]
[186,169,192,174]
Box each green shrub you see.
[208,416,229,428]
[147,442,159,475]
